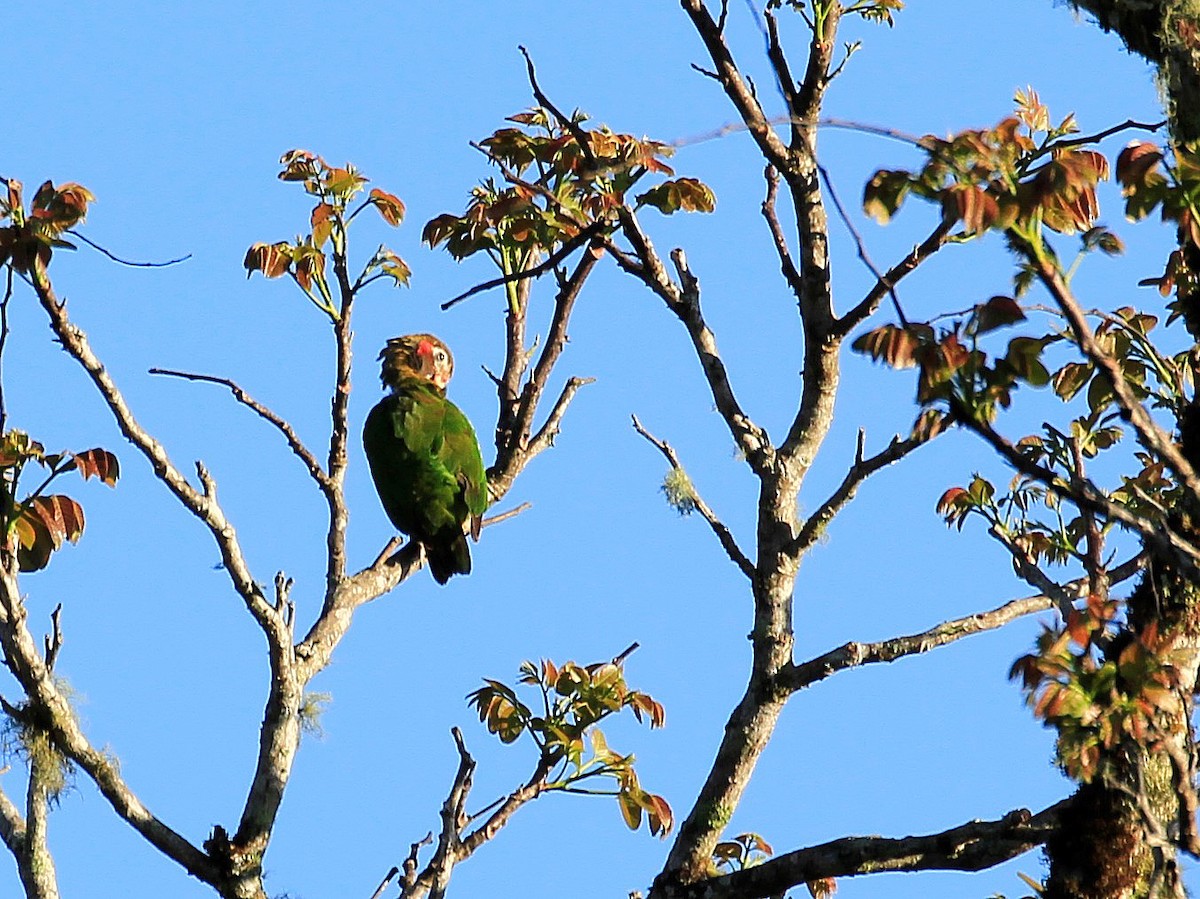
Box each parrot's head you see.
[379,333,455,392]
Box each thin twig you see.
[481,502,533,529]
[780,553,1145,693]
[760,166,804,302]
[368,867,399,899]
[518,46,597,170]
[793,424,945,554]
[66,229,191,267]
[0,267,11,433]
[631,415,755,580]
[817,162,907,326]
[834,220,953,337]
[612,642,640,666]
[440,222,601,310]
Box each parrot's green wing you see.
[363,379,487,584]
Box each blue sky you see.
[2,2,1190,897]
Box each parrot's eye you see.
[435,349,448,363]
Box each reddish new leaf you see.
[972,296,1025,335]
[244,242,293,279]
[369,188,406,226]
[1115,141,1164,189]
[851,323,923,369]
[71,448,120,486]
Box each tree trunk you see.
[1049,6,1200,896]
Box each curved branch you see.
[148,368,332,495]
[0,568,219,885]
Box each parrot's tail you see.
[425,534,472,585]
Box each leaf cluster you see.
[852,296,1048,422]
[1009,597,1187,783]
[768,0,904,27]
[422,108,713,311]
[0,179,95,273]
[0,430,119,572]
[467,656,672,837]
[864,89,1106,241]
[712,831,773,874]
[1117,142,1200,321]
[244,150,410,320]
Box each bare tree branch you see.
[679,0,791,172]
[779,552,1145,694]
[610,208,773,473]
[148,367,332,494]
[793,426,940,554]
[653,802,1067,899]
[27,263,284,641]
[0,566,219,884]
[760,165,805,303]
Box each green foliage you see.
[244,151,410,321]
[467,656,672,837]
[769,0,903,27]
[0,430,119,572]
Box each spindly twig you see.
[631,415,754,580]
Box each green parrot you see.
[363,333,488,584]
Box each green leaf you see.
[636,178,716,215]
[862,169,911,224]
[1052,362,1092,401]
